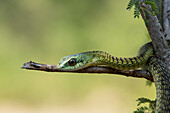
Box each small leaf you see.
[136,97,152,106]
[146,80,153,86]
[134,5,140,18]
[127,0,139,10]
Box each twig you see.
[21,61,153,82]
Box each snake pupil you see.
[68,58,76,66]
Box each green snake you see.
[57,41,170,112]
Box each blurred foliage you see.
[134,97,156,113]
[0,0,155,112]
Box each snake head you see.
[57,52,96,71]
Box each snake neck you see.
[148,56,170,112]
[88,42,153,70]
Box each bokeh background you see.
[0,0,155,113]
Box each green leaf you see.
[146,80,153,86]
[134,4,140,18]
[127,0,139,10]
[136,97,152,106]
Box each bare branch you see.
[139,1,170,67]
[21,61,153,82]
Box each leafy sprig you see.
[134,97,156,113]
[127,0,158,18]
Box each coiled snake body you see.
[57,41,170,112]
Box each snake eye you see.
[68,58,76,66]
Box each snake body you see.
[148,56,170,112]
[57,41,170,112]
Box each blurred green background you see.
[0,0,155,113]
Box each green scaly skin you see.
[57,41,170,112]
[148,56,170,112]
[57,42,153,71]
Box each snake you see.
[57,41,170,112]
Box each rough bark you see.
[163,0,170,40]
[163,0,170,69]
[139,0,169,67]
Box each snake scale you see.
[57,41,170,113]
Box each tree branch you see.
[163,0,170,40]
[139,1,170,67]
[21,61,153,82]
[155,0,163,27]
[163,0,170,69]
